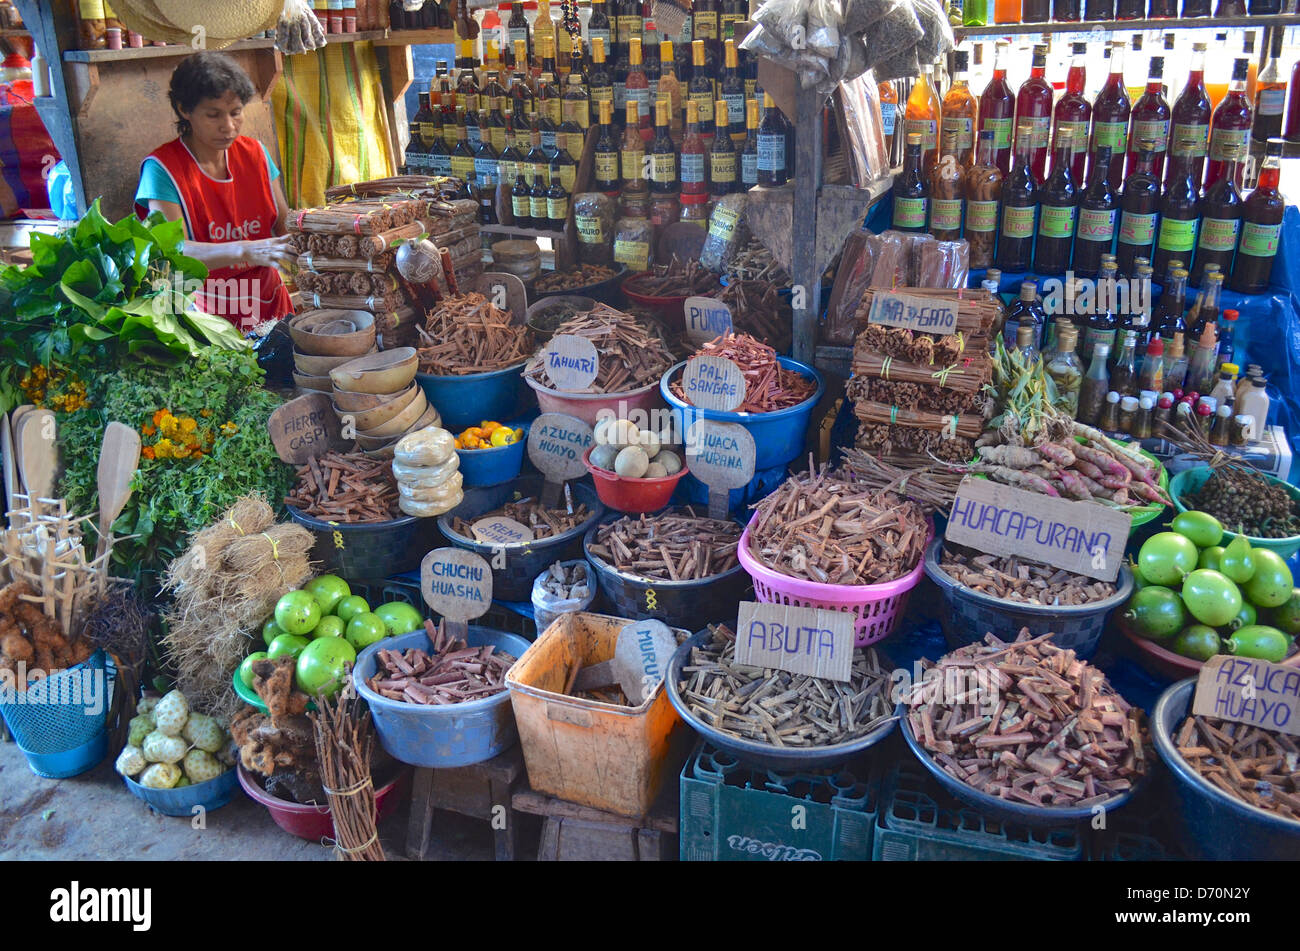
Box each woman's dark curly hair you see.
[169,51,256,136]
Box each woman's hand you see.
[240,234,296,270]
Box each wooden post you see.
[790,85,824,365]
[13,0,86,213]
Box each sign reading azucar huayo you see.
[1193,656,1300,736]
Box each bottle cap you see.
[1198,396,1217,413]
[1140,395,1155,410]
[1121,396,1140,412]
[1198,323,1216,347]
[1253,376,1267,386]
[1140,389,1158,402]
[1159,395,1174,409]
[1106,390,1121,403]
[1217,402,1233,417]
[1145,336,1164,356]
[1221,363,1239,375]
[1094,342,1111,358]
[1235,414,1254,427]
[1019,281,1036,300]
[986,268,1002,282]
[1222,309,1239,322]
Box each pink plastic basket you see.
[736,518,930,646]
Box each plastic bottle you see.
[1237,376,1270,431]
[1209,364,1238,406]
[1216,308,1237,367]
[1186,322,1219,395]
[1099,389,1121,430]
[1162,331,1188,391]
[1139,335,1165,393]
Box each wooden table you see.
[512,783,679,861]
[405,745,524,861]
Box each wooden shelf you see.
[953,13,1299,36]
[0,28,31,37]
[62,29,394,63]
[480,224,564,239]
[375,28,457,46]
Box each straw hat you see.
[153,0,282,46]
[111,0,195,46]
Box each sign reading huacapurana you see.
[734,601,855,682]
[867,291,958,335]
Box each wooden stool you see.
[405,745,525,861]
[512,785,679,861]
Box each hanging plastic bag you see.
[531,560,595,635]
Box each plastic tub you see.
[1151,679,1300,860]
[923,538,1135,659]
[582,445,686,514]
[353,626,530,768]
[666,629,897,770]
[122,765,241,817]
[524,374,664,428]
[1169,465,1300,560]
[456,423,529,488]
[1119,624,1300,682]
[525,294,596,343]
[286,505,440,580]
[238,764,405,842]
[437,477,605,601]
[583,516,752,631]
[16,731,108,779]
[661,357,824,472]
[506,611,689,817]
[737,516,931,647]
[415,361,532,433]
[899,704,1141,827]
[531,263,627,305]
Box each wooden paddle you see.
[9,404,33,479]
[1,412,17,524]
[18,408,57,501]
[96,421,142,561]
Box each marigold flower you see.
[220,422,239,436]
[199,408,213,418]
[141,446,155,460]
[142,424,157,437]
[179,417,198,435]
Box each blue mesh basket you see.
[0,649,110,754]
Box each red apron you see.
[135,136,292,328]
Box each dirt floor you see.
[0,738,509,861]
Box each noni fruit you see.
[142,730,187,764]
[139,762,181,789]
[182,749,223,784]
[127,714,155,748]
[151,689,190,736]
[115,745,146,777]
[175,776,191,787]
[182,713,225,753]
[136,696,159,717]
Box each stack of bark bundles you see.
[846,287,999,464]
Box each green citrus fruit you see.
[1172,510,1224,549]
[1180,569,1243,628]
[1171,625,1222,661]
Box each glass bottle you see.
[1185,321,1219,395]
[511,170,533,228]
[1054,42,1091,186]
[450,119,476,183]
[648,97,678,194]
[1111,329,1140,396]
[1151,266,1189,340]
[720,0,746,41]
[529,171,549,225]
[1169,42,1212,191]
[403,120,427,175]
[1053,0,1080,18]
[758,93,789,186]
[1116,140,1160,275]
[880,80,904,168]
[1254,31,1287,145]
[497,112,521,192]
[719,39,746,146]
[487,87,510,154]
[995,0,1021,24]
[1284,58,1300,143]
[1190,156,1242,286]
[621,100,649,197]
[1047,325,1084,416]
[414,90,438,149]
[964,130,1003,269]
[1005,280,1047,349]
[619,0,645,53]
[1084,0,1114,20]
[709,99,737,197]
[591,98,620,193]
[741,98,760,188]
[906,63,942,179]
[1230,139,1284,294]
[1073,145,1118,278]
[474,110,501,185]
[1034,128,1078,275]
[965,0,990,26]
[1140,335,1165,393]
[1205,58,1252,192]
[980,40,1016,175]
[688,40,716,144]
[1186,270,1223,348]
[1078,343,1112,425]
[524,124,549,190]
[1129,56,1171,182]
[678,99,708,196]
[547,169,569,231]
[1015,44,1053,183]
[457,43,481,115]
[894,133,930,234]
[1116,0,1144,17]
[1091,40,1131,192]
[534,0,557,64]
[1163,332,1188,391]
[1016,319,1039,365]
[1079,260,1118,365]
[507,0,530,68]
[929,130,965,241]
[692,0,718,50]
[625,37,651,140]
[657,40,683,140]
[1183,0,1211,15]
[942,49,977,168]
[997,123,1038,272]
[1152,148,1201,284]
[588,37,614,128]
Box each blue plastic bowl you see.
[416,362,532,432]
[455,423,529,488]
[1152,679,1300,860]
[122,765,241,817]
[661,356,824,472]
[16,730,108,779]
[353,626,531,768]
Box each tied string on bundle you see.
[930,363,958,387]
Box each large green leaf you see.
[59,282,106,322]
[179,308,250,350]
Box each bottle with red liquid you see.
[1149,0,1177,16]
[1230,139,1283,294]
[1182,0,1210,16]
[679,99,709,196]
[1054,42,1091,186]
[1205,59,1252,192]
[1090,40,1131,192]
[1192,156,1242,286]
[1117,139,1160,275]
[1170,42,1211,191]
[1022,0,1049,21]
[1152,147,1201,283]
[1084,0,1114,18]
[1115,0,1144,19]
[1034,129,1079,275]
[1016,44,1053,183]
[1253,31,1287,145]
[1284,59,1300,143]
[980,40,1016,175]
[1129,56,1170,182]
[1073,145,1118,278]
[1052,0,1080,20]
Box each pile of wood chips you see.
[1174,715,1300,819]
[366,620,515,705]
[938,546,1117,606]
[416,292,533,375]
[450,498,593,541]
[669,333,816,413]
[588,509,740,582]
[523,304,675,393]
[285,451,401,522]
[906,629,1149,809]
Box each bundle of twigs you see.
[324,176,461,203]
[290,199,429,235]
[416,292,533,375]
[0,498,108,637]
[838,447,965,514]
[311,686,385,861]
[623,257,722,297]
[83,583,153,752]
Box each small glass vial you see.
[1098,390,1121,431]
[1196,396,1216,438]
[1154,393,1174,430]
[1133,394,1155,439]
[1209,401,1233,446]
[1118,395,1139,434]
[1231,414,1253,446]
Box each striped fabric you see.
[0,81,56,215]
[271,42,395,208]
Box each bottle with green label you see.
[893,132,930,234]
[1229,138,1283,294]
[1192,156,1242,285]
[1034,128,1079,276]
[963,129,1002,269]
[1116,140,1160,275]
[1205,58,1252,192]
[1053,42,1091,186]
[980,39,1015,174]
[1169,41,1211,191]
[1090,39,1131,192]
[1127,55,1170,182]
[1152,148,1200,284]
[928,138,964,241]
[997,122,1038,272]
[1073,145,1117,278]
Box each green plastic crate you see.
[679,742,878,861]
[873,762,1085,861]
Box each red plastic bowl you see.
[238,764,405,842]
[583,445,687,514]
[1120,626,1300,682]
[620,270,720,333]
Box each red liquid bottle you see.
[1054,42,1091,185]
[1129,55,1170,182]
[1116,139,1160,276]
[1170,42,1211,193]
[1205,58,1251,192]
[1152,147,1201,284]
[1191,156,1242,287]
[1284,59,1300,143]
[1090,40,1131,192]
[1230,139,1284,294]
[1015,44,1053,183]
[1149,0,1177,16]
[1115,0,1144,18]
[980,39,1016,175]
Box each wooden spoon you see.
[1,412,17,524]
[9,404,34,477]
[96,421,142,561]
[18,408,57,501]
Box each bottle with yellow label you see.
[688,40,716,145]
[650,97,677,193]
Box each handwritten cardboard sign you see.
[475,271,527,324]
[684,296,733,345]
[542,334,600,391]
[734,601,855,683]
[945,477,1130,582]
[867,291,959,336]
[1192,656,1300,736]
[527,412,594,483]
[613,619,678,705]
[685,419,756,518]
[471,516,535,546]
[682,356,747,412]
[267,392,348,464]
[421,548,492,638]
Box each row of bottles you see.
[954,0,1286,25]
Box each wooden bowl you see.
[332,388,411,412]
[330,347,419,394]
[359,389,430,438]
[288,309,376,356]
[339,383,420,431]
[409,403,442,433]
[292,370,334,392]
[295,347,376,376]
[356,431,402,451]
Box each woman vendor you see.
[134,51,294,328]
